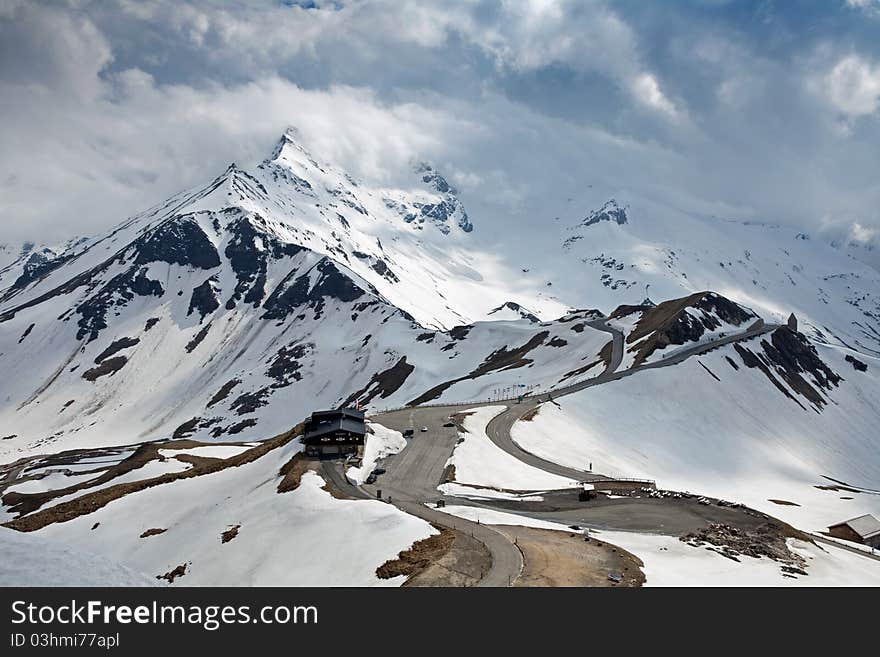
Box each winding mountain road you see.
[356,319,780,586]
[320,413,524,587]
[482,319,776,480]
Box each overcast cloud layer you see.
[1,0,879,250]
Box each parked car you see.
[420,426,428,432]
[403,428,414,437]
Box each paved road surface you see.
[319,411,524,587]
[353,320,786,585]
[810,534,880,562]
[479,321,777,482]
[585,318,624,373]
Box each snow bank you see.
[437,482,545,502]
[158,445,252,460]
[0,528,159,587]
[346,422,407,485]
[595,529,880,587]
[511,343,880,535]
[445,406,576,492]
[36,442,436,586]
[437,505,571,531]
[438,506,880,586]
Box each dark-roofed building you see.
[303,408,366,457]
[827,514,880,548]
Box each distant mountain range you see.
[0,128,877,464]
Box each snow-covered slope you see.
[511,329,880,534]
[1,432,435,586]
[0,131,617,459]
[437,507,880,586]
[2,127,879,586]
[0,241,64,293]
[539,199,880,360]
[0,526,159,586]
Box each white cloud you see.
[0,2,113,99]
[451,0,682,120]
[0,0,878,252]
[630,73,681,119]
[822,54,880,118]
[0,71,480,242]
[845,0,880,11]
[850,221,878,242]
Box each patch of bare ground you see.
[81,356,128,382]
[277,452,315,493]
[172,454,221,468]
[344,356,415,407]
[140,528,166,538]
[3,425,302,532]
[614,291,754,366]
[768,499,800,506]
[405,530,491,587]
[221,525,241,543]
[207,379,241,408]
[408,332,550,405]
[376,526,457,581]
[519,407,540,422]
[496,526,644,587]
[680,522,809,576]
[158,563,187,584]
[450,411,473,432]
[560,358,603,382]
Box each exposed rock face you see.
[75,267,164,342]
[580,199,628,228]
[734,326,842,410]
[134,217,221,270]
[7,248,68,296]
[266,343,312,388]
[408,331,550,406]
[846,354,868,372]
[681,522,808,575]
[397,163,473,234]
[82,356,128,382]
[345,356,415,407]
[93,337,140,364]
[223,216,303,310]
[188,279,220,319]
[613,291,756,366]
[262,258,367,321]
[488,301,541,323]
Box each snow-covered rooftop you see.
[831,514,880,539]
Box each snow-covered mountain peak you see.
[580,199,629,228]
[488,301,540,323]
[561,199,629,251]
[265,127,325,175]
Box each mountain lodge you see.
[303,408,366,457]
[827,514,880,549]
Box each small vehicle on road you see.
[403,428,414,437]
[420,426,428,432]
